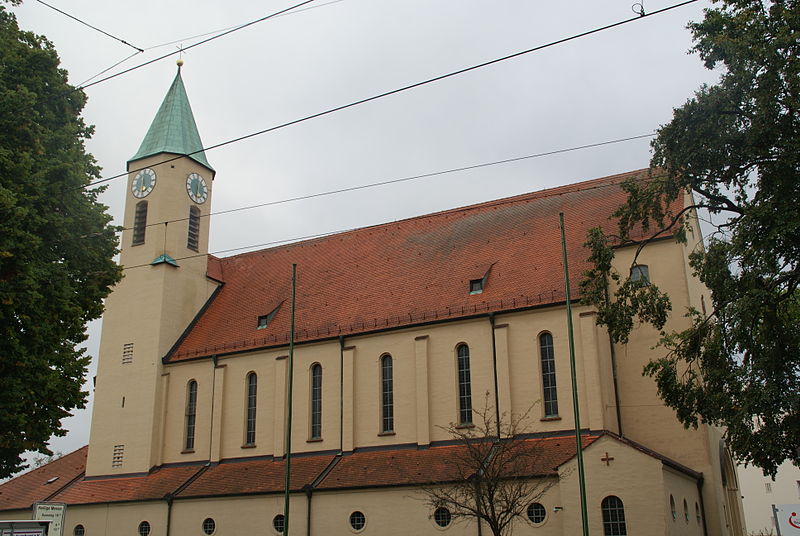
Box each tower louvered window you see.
[457,344,473,425]
[122,343,134,364]
[540,333,559,417]
[245,372,257,445]
[187,206,200,251]
[381,354,394,433]
[185,380,198,451]
[111,444,124,468]
[132,201,148,246]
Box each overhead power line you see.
[75,0,320,93]
[74,0,346,87]
[34,0,144,52]
[118,170,653,271]
[83,0,699,191]
[125,133,656,234]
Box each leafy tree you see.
[420,397,557,536]
[0,5,121,477]
[580,0,798,476]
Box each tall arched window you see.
[132,200,148,246]
[187,206,200,251]
[185,380,198,451]
[601,495,627,535]
[539,333,559,417]
[457,344,473,425]
[310,364,322,439]
[381,354,394,433]
[245,372,257,445]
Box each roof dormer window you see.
[257,303,282,329]
[469,279,484,294]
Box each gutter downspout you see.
[209,354,218,461]
[603,277,624,437]
[339,335,345,454]
[303,484,313,536]
[697,475,709,536]
[165,494,174,536]
[488,313,501,438]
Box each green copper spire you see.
[129,67,214,171]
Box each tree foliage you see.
[0,6,121,477]
[580,0,799,476]
[420,397,556,536]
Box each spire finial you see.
[176,58,184,68]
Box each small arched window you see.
[185,380,198,451]
[456,344,473,425]
[683,498,689,523]
[381,355,394,433]
[137,521,151,536]
[310,364,322,439]
[670,494,677,521]
[245,372,257,445]
[73,525,85,536]
[601,496,627,535]
[132,200,148,246]
[540,333,558,417]
[187,206,201,251]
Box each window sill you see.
[307,438,323,443]
[181,449,195,454]
[241,443,256,449]
[540,416,561,422]
[377,431,396,437]
[455,423,475,429]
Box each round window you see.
[73,525,85,536]
[527,502,547,524]
[138,521,151,536]
[434,507,452,527]
[202,517,215,535]
[349,511,366,531]
[273,514,285,534]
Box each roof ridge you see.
[217,168,646,263]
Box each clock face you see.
[131,168,156,198]
[186,173,208,204]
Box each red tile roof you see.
[316,435,600,490]
[172,170,678,361]
[0,447,87,512]
[52,465,201,505]
[177,455,336,498]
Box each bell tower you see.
[86,63,218,476]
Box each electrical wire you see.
[34,0,144,52]
[118,168,656,271]
[125,133,656,234]
[71,0,347,88]
[74,0,320,93]
[82,0,699,191]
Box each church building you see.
[0,68,747,536]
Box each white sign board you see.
[0,520,49,536]
[774,504,800,536]
[33,502,65,536]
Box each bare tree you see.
[420,396,558,536]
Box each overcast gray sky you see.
[9,0,717,464]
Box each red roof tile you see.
[316,435,600,490]
[172,170,679,361]
[53,465,201,505]
[0,447,87,512]
[177,455,336,498]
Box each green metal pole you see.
[559,213,589,536]
[283,264,297,535]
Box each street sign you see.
[32,503,65,536]
[773,504,800,536]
